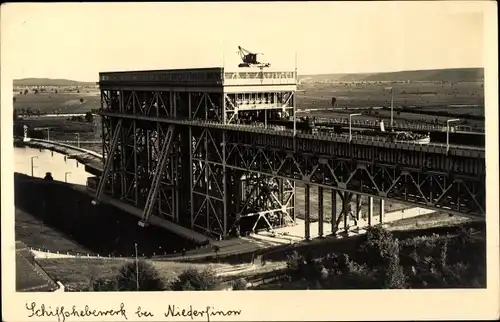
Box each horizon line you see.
[13,66,485,83]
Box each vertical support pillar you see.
[331,189,337,234]
[119,90,124,113]
[173,91,177,118]
[292,181,296,223]
[174,136,180,222]
[101,100,106,166]
[204,93,208,121]
[379,198,385,224]
[355,194,361,221]
[120,121,126,199]
[222,130,227,239]
[189,126,194,228]
[222,92,227,124]
[235,173,241,237]
[132,91,136,114]
[157,122,163,218]
[188,92,192,120]
[305,184,311,241]
[368,196,373,226]
[343,191,349,233]
[204,129,209,230]
[133,121,138,206]
[318,186,324,237]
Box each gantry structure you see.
[94,67,486,240]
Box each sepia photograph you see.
[1,1,498,320]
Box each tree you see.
[232,278,248,290]
[80,98,85,104]
[170,267,221,291]
[92,277,119,292]
[24,89,28,95]
[115,260,166,291]
[359,226,398,267]
[383,239,407,289]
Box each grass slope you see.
[14,78,96,87]
[300,68,484,82]
[38,258,227,291]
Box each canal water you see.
[15,146,91,184]
[14,146,198,256]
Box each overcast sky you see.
[1,2,487,81]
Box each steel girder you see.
[224,136,485,218]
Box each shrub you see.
[115,260,166,291]
[383,239,407,289]
[91,277,119,292]
[285,251,305,280]
[359,226,399,267]
[232,278,248,290]
[325,258,380,289]
[170,267,221,291]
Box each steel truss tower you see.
[96,68,298,239]
[94,68,486,241]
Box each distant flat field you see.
[296,81,484,119]
[13,81,483,118]
[14,92,100,114]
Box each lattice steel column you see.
[368,196,373,226]
[355,194,362,222]
[331,189,337,234]
[379,199,385,224]
[342,191,350,233]
[139,124,176,227]
[305,184,311,241]
[318,186,324,237]
[222,130,228,239]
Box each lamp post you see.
[30,156,38,177]
[349,113,362,142]
[134,243,139,291]
[65,172,71,183]
[46,128,50,141]
[446,118,460,153]
[76,133,80,148]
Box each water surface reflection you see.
[14,146,91,184]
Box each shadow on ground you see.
[14,173,197,256]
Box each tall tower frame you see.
[95,67,298,239]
